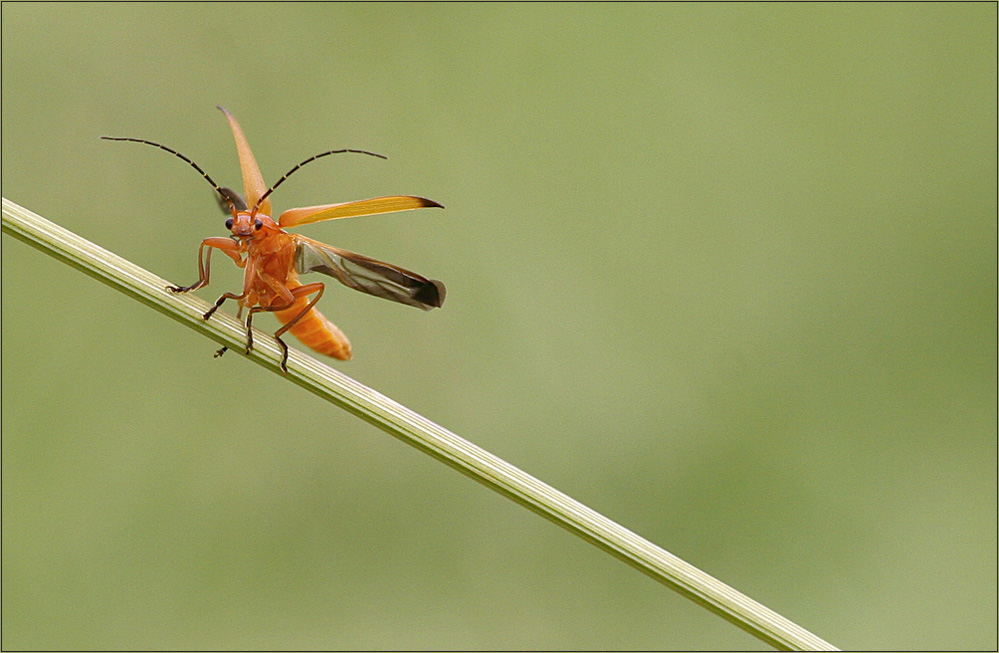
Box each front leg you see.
[168,237,244,294]
[169,237,246,360]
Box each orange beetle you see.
[104,106,444,372]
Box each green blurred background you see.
[2,4,995,650]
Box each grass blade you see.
[2,196,838,651]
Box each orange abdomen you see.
[273,297,352,361]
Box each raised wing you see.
[218,105,272,217]
[293,236,445,310]
[279,196,443,229]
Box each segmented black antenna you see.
[253,148,388,215]
[100,136,235,214]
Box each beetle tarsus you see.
[168,281,205,293]
[277,338,290,374]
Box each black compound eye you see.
[254,219,263,230]
[225,217,234,230]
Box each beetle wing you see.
[293,235,445,310]
[216,187,248,213]
[279,196,443,228]
[218,106,272,217]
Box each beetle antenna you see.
[101,136,236,215]
[253,148,388,215]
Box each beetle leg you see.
[271,283,325,338]
[169,237,243,293]
[245,281,324,373]
[204,291,247,321]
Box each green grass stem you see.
[2,197,838,651]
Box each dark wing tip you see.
[417,197,445,210]
[415,280,446,309]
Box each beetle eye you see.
[254,219,263,230]
[225,217,234,230]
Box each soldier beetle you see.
[103,106,445,372]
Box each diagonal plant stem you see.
[2,196,837,651]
